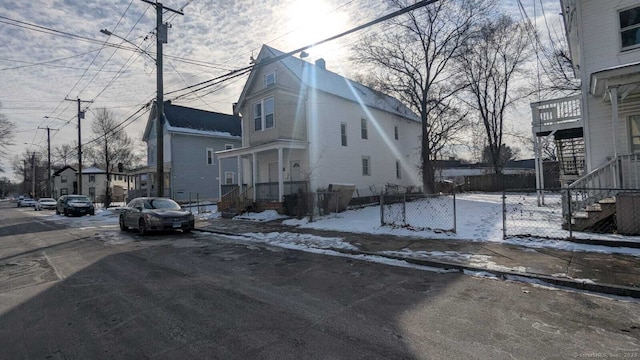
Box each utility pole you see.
[141,0,183,197]
[38,127,57,198]
[65,98,92,195]
[31,152,36,198]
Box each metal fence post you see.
[502,190,507,239]
[566,188,572,238]
[402,193,406,224]
[380,193,385,226]
[453,188,457,234]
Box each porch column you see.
[237,155,242,191]
[278,147,284,202]
[252,152,257,200]
[218,158,223,199]
[610,86,619,188]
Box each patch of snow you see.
[235,210,287,222]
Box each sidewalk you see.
[195,217,640,298]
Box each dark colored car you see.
[56,195,95,216]
[119,197,194,235]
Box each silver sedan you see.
[119,197,194,235]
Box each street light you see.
[100,29,156,63]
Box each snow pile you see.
[234,210,287,222]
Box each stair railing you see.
[219,186,240,213]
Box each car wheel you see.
[138,219,147,236]
[63,208,69,216]
[55,208,60,215]
[119,215,128,231]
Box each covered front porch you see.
[216,139,309,213]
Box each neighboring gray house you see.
[136,101,242,202]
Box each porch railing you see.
[255,181,309,201]
[531,94,582,132]
[563,154,640,217]
[219,185,253,213]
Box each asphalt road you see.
[0,201,639,359]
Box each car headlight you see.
[143,214,162,225]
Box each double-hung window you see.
[630,115,640,152]
[341,123,347,146]
[206,148,214,165]
[361,118,368,139]
[89,174,96,183]
[362,156,371,176]
[620,6,640,51]
[254,103,262,131]
[265,71,276,87]
[254,97,275,131]
[61,175,67,183]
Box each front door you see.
[290,160,301,181]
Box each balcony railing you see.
[255,181,309,201]
[531,95,582,133]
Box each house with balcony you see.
[135,101,242,202]
[216,44,422,214]
[531,0,640,232]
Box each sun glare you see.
[286,0,348,52]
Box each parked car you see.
[119,197,194,235]
[17,197,37,207]
[35,198,57,211]
[56,195,95,216]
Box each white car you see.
[18,198,37,207]
[35,198,57,210]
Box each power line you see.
[165,0,441,100]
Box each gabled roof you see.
[53,165,76,176]
[143,102,241,141]
[83,166,105,174]
[238,45,420,122]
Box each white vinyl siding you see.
[265,71,276,87]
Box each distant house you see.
[52,166,77,198]
[81,166,130,203]
[217,44,422,211]
[52,165,131,202]
[133,101,242,202]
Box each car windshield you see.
[144,199,180,210]
[68,197,90,203]
[40,198,55,202]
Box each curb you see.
[194,228,640,299]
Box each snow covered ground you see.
[23,194,640,280]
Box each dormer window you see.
[265,71,276,87]
[620,6,640,51]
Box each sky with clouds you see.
[0,0,562,182]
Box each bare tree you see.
[90,108,136,207]
[459,15,533,174]
[12,151,47,197]
[0,103,16,172]
[352,0,493,193]
[53,143,76,167]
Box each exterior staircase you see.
[219,186,253,218]
[566,197,617,232]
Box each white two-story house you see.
[217,45,422,211]
[531,1,640,230]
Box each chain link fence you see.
[380,192,456,233]
[503,188,640,239]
